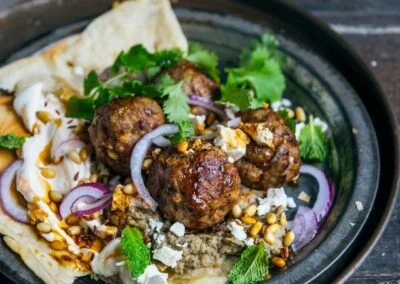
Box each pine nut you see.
[79,147,88,161]
[264,231,275,245]
[266,212,277,224]
[271,257,286,268]
[283,231,295,247]
[280,212,287,226]
[50,240,66,251]
[66,214,80,225]
[107,149,119,160]
[67,226,81,236]
[232,204,242,218]
[49,202,58,213]
[250,221,263,238]
[36,222,52,233]
[68,150,82,164]
[123,184,135,195]
[81,251,94,263]
[275,205,284,214]
[41,168,56,179]
[49,190,63,203]
[36,111,53,123]
[266,223,281,234]
[142,159,153,170]
[285,108,295,119]
[241,216,257,225]
[91,239,103,252]
[295,107,306,122]
[90,174,98,182]
[244,204,257,217]
[177,140,188,153]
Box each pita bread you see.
[0,1,187,283]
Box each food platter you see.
[0,0,398,283]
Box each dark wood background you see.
[0,0,399,282]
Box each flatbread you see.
[0,1,187,283]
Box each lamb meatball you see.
[235,107,301,190]
[89,96,165,175]
[162,60,219,116]
[147,141,240,230]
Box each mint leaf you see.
[299,115,328,162]
[0,133,26,150]
[228,242,269,284]
[121,227,151,277]
[186,42,220,82]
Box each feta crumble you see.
[154,233,166,246]
[244,238,254,247]
[242,122,274,147]
[271,98,292,111]
[298,191,311,203]
[137,264,168,284]
[152,246,183,268]
[228,221,247,241]
[355,201,364,211]
[73,66,85,76]
[214,125,249,161]
[256,188,295,216]
[169,222,185,237]
[149,219,163,233]
[295,117,328,140]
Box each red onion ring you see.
[300,164,334,223]
[0,160,28,223]
[52,138,86,160]
[152,136,171,147]
[227,117,241,128]
[130,124,179,211]
[290,206,318,252]
[59,183,110,219]
[72,194,112,217]
[188,95,227,119]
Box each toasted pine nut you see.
[36,222,52,233]
[67,226,81,236]
[91,239,103,252]
[81,251,94,263]
[232,204,242,218]
[244,204,257,217]
[281,246,289,259]
[142,159,153,170]
[123,184,135,195]
[36,111,53,123]
[49,202,58,213]
[41,168,56,179]
[250,221,263,238]
[107,149,119,160]
[177,140,188,153]
[295,107,306,122]
[285,108,295,118]
[280,212,287,226]
[266,212,277,225]
[79,148,88,161]
[275,205,284,214]
[283,231,295,247]
[271,256,286,268]
[68,150,82,164]
[266,223,281,234]
[49,190,63,203]
[90,174,98,182]
[66,214,80,225]
[50,240,66,251]
[241,216,257,225]
[264,231,275,244]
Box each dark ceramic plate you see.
[0,1,398,283]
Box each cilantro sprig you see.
[121,226,151,277]
[228,242,269,284]
[186,42,220,82]
[299,115,328,162]
[0,133,26,150]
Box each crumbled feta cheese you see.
[137,264,168,284]
[214,125,249,161]
[189,114,206,129]
[256,188,292,216]
[349,222,355,227]
[244,238,254,247]
[228,157,235,163]
[228,221,247,241]
[271,99,292,111]
[314,117,328,132]
[355,201,364,211]
[154,233,166,246]
[298,191,311,203]
[295,122,305,140]
[169,222,185,237]
[149,219,163,233]
[73,66,85,76]
[152,246,183,268]
[242,122,274,147]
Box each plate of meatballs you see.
[0,0,396,284]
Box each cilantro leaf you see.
[228,242,269,284]
[0,133,26,150]
[84,71,101,96]
[152,48,183,69]
[278,109,296,133]
[219,84,251,111]
[186,42,220,82]
[121,227,151,278]
[299,115,328,162]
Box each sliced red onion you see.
[130,124,179,211]
[0,160,28,223]
[59,183,110,219]
[52,138,85,160]
[227,117,241,128]
[300,164,334,223]
[188,95,226,119]
[152,136,171,147]
[290,206,318,252]
[72,194,113,217]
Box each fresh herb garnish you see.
[121,226,151,278]
[220,34,285,111]
[299,115,328,162]
[0,133,26,150]
[228,242,270,284]
[278,109,296,133]
[186,42,220,82]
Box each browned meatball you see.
[162,60,219,116]
[89,96,165,175]
[235,107,301,190]
[147,141,240,230]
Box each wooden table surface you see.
[0,0,399,283]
